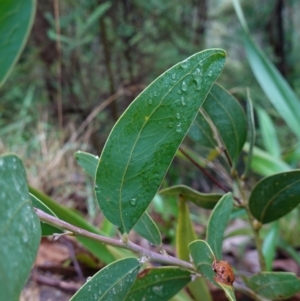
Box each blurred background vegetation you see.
[1,0,300,236]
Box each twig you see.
[179,146,229,193]
[31,269,81,294]
[35,208,195,272]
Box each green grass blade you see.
[233,0,300,140]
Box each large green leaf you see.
[0,0,36,87]
[75,150,162,244]
[207,193,233,260]
[249,170,300,223]
[95,49,226,233]
[176,198,212,301]
[125,267,191,301]
[30,193,62,236]
[159,185,222,209]
[247,272,300,299]
[201,84,247,167]
[233,0,300,140]
[70,257,140,301]
[0,154,41,301]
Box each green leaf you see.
[249,170,300,223]
[217,282,237,301]
[0,154,41,301]
[202,84,247,167]
[188,109,217,149]
[176,198,212,301]
[0,0,36,87]
[247,272,300,300]
[207,193,233,260]
[30,193,62,236]
[189,240,236,300]
[242,89,255,179]
[169,290,194,301]
[189,240,216,284]
[95,49,226,233]
[232,0,300,140]
[256,107,281,158]
[29,186,117,264]
[159,185,222,209]
[176,198,197,261]
[133,211,161,245]
[262,222,279,271]
[243,143,291,176]
[75,150,162,245]
[70,257,140,301]
[75,151,99,178]
[125,267,191,301]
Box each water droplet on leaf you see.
[152,286,163,296]
[181,81,187,91]
[180,59,189,69]
[130,198,137,206]
[193,74,202,90]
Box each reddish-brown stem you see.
[179,146,229,193]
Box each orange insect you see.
[212,260,235,286]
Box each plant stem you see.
[251,220,267,271]
[35,208,195,271]
[179,146,229,193]
[234,176,267,271]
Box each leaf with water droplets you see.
[124,267,191,301]
[95,49,226,233]
[0,154,41,301]
[70,257,140,301]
